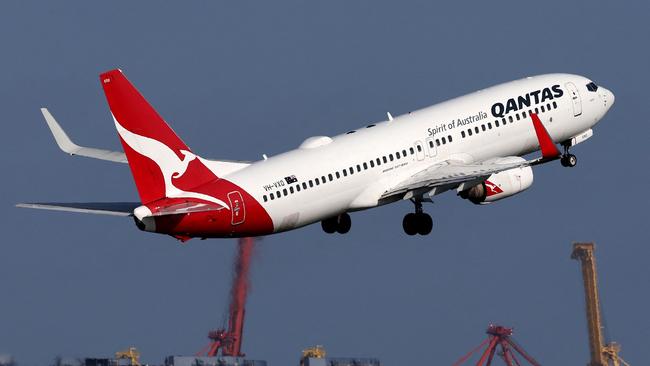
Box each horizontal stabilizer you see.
[41,108,128,163]
[16,202,140,216]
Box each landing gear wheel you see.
[321,218,337,234]
[561,154,577,167]
[336,213,352,234]
[416,213,433,235]
[402,213,418,236]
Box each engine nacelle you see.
[459,157,534,204]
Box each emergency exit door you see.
[227,191,246,225]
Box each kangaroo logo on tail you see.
[114,116,230,210]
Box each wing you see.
[380,157,538,199]
[16,202,140,216]
[381,112,561,200]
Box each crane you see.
[571,242,630,366]
[452,324,542,366]
[197,237,255,358]
[115,347,141,366]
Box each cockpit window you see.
[586,82,599,92]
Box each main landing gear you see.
[560,144,577,168]
[321,213,352,234]
[402,200,433,236]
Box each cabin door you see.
[565,82,582,117]
[227,191,246,225]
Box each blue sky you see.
[1,1,648,365]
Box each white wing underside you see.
[39,108,250,174]
[381,156,549,199]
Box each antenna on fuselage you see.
[387,112,393,121]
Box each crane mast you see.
[571,242,630,366]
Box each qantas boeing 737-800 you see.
[18,69,614,240]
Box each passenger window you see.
[501,118,506,125]
[416,145,422,152]
[541,105,546,113]
[328,174,333,181]
[474,126,479,133]
[396,152,401,159]
[389,154,394,161]
[376,158,381,166]
[546,103,551,111]
[322,176,326,183]
[283,188,288,195]
[468,129,473,136]
[382,156,387,163]
[516,114,520,121]
[302,182,307,189]
[309,180,314,187]
[315,178,320,185]
[289,187,294,194]
[448,135,453,142]
[296,185,301,192]
[349,167,354,175]
[263,195,268,202]
[495,120,500,127]
[410,147,415,155]
[488,123,492,129]
[402,149,407,156]
[441,137,446,144]
[357,164,361,172]
[270,193,275,200]
[482,124,486,131]
[429,140,434,148]
[522,111,527,118]
[553,101,557,109]
[370,160,375,168]
[461,131,466,138]
[535,107,539,114]
[343,170,347,177]
[508,116,513,123]
[435,139,440,146]
[335,172,340,179]
[363,162,368,170]
[277,190,282,198]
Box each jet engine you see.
[459,157,534,205]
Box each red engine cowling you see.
[459,157,534,205]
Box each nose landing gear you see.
[402,200,433,236]
[321,212,352,234]
[560,144,577,167]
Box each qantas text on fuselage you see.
[19,71,614,240]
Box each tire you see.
[567,154,577,167]
[321,218,337,234]
[416,213,433,235]
[402,213,418,236]
[560,156,569,167]
[336,213,352,234]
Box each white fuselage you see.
[225,74,613,232]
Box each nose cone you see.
[602,87,615,111]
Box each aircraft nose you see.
[602,87,615,110]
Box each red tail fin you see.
[100,69,217,204]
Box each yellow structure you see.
[571,242,630,366]
[115,347,141,366]
[301,345,327,365]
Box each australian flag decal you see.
[284,175,298,184]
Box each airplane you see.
[18,69,614,241]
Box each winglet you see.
[530,113,560,159]
[41,108,82,154]
[39,108,127,163]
